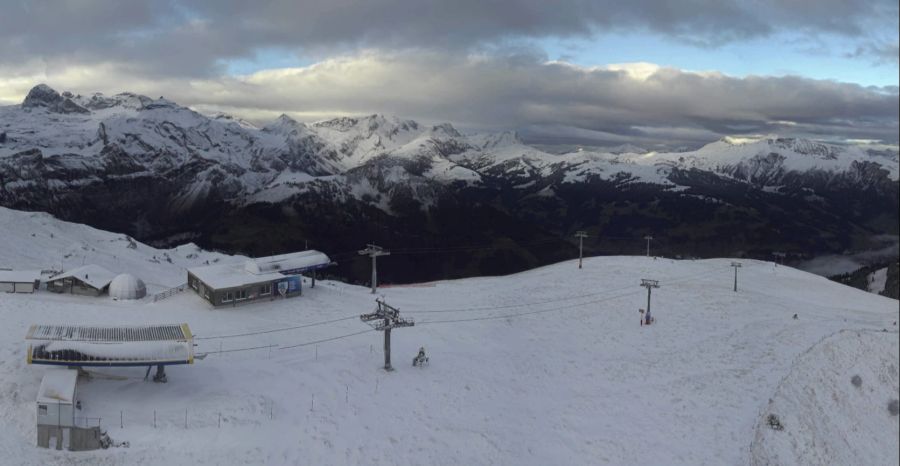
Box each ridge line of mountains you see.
[1,84,898,284]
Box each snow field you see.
[751,329,899,466]
[0,209,898,465]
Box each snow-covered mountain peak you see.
[768,137,842,159]
[713,136,845,160]
[470,130,523,150]
[2,85,897,219]
[212,113,259,130]
[604,143,648,155]
[141,96,182,111]
[76,92,153,111]
[21,84,89,114]
[313,114,422,139]
[428,122,463,139]
[262,113,308,135]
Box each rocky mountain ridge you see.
[1,84,897,283]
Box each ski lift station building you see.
[26,324,194,449]
[186,250,332,307]
[25,323,195,367]
[35,368,80,449]
[36,369,78,427]
[35,368,105,451]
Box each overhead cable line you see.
[279,329,375,350]
[196,265,727,356]
[195,315,359,340]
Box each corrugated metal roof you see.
[27,324,190,342]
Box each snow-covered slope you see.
[751,329,898,466]
[0,207,232,293]
[0,208,897,465]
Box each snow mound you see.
[109,273,147,300]
[751,330,900,466]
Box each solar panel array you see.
[27,324,188,342]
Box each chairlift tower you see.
[640,279,659,315]
[360,299,415,371]
[575,231,588,269]
[358,243,390,294]
[731,262,742,292]
[643,235,654,257]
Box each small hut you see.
[46,265,116,296]
[36,368,78,449]
[0,269,42,293]
[35,368,103,451]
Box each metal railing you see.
[152,283,188,302]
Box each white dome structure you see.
[109,273,147,300]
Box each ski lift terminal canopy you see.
[26,323,194,367]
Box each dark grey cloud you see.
[0,0,896,76]
[0,1,896,147]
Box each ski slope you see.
[0,208,897,465]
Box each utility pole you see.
[575,231,588,269]
[640,279,659,315]
[772,252,785,265]
[358,243,390,294]
[360,299,415,371]
[643,235,653,257]
[731,262,742,292]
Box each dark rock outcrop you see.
[22,84,89,114]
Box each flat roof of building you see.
[0,269,42,283]
[37,369,78,404]
[188,250,331,290]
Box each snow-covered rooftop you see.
[0,269,41,283]
[189,250,331,289]
[244,250,331,275]
[27,324,194,366]
[30,340,193,366]
[49,264,117,290]
[36,369,78,404]
[190,262,287,290]
[27,323,191,342]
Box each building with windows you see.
[186,250,332,307]
[0,269,42,293]
[46,265,117,296]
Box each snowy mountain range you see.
[1,84,898,283]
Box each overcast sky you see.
[0,0,897,148]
